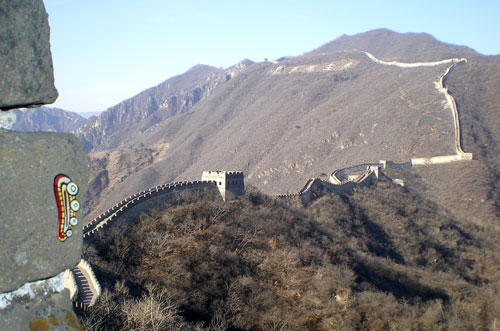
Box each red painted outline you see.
[53,174,78,242]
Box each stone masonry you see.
[0,1,88,329]
[201,170,245,201]
[0,0,58,110]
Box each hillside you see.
[80,184,500,330]
[75,62,252,151]
[62,28,500,330]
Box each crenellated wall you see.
[276,166,380,204]
[84,180,220,237]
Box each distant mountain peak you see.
[185,64,220,74]
[310,28,477,61]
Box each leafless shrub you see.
[82,186,500,330]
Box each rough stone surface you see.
[0,111,16,129]
[0,130,88,293]
[0,274,83,330]
[0,0,58,110]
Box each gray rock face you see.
[0,111,16,130]
[0,130,88,293]
[0,0,58,110]
[0,273,82,330]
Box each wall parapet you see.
[77,259,101,307]
[411,153,473,165]
[62,269,78,301]
[84,180,219,237]
[277,166,380,204]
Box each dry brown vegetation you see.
[80,181,500,330]
[84,140,170,221]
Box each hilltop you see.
[309,28,479,61]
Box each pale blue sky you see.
[44,0,500,114]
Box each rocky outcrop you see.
[0,273,83,330]
[0,2,87,328]
[0,131,88,292]
[0,0,58,110]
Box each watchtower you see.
[201,171,245,201]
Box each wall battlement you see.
[277,165,381,204]
[83,180,220,237]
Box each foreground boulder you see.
[0,0,58,110]
[0,130,88,293]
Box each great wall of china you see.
[363,51,472,163]
[68,52,474,309]
[82,181,220,238]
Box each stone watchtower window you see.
[219,182,222,185]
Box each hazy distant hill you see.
[79,111,103,119]
[75,29,499,227]
[11,106,87,133]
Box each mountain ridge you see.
[75,60,253,151]
[10,29,497,227]
[11,106,86,133]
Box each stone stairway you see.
[70,260,101,308]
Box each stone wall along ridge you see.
[438,59,468,155]
[411,153,473,165]
[83,180,219,237]
[362,51,466,68]
[362,51,470,159]
[277,165,380,204]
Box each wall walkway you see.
[363,51,472,163]
[83,180,219,238]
